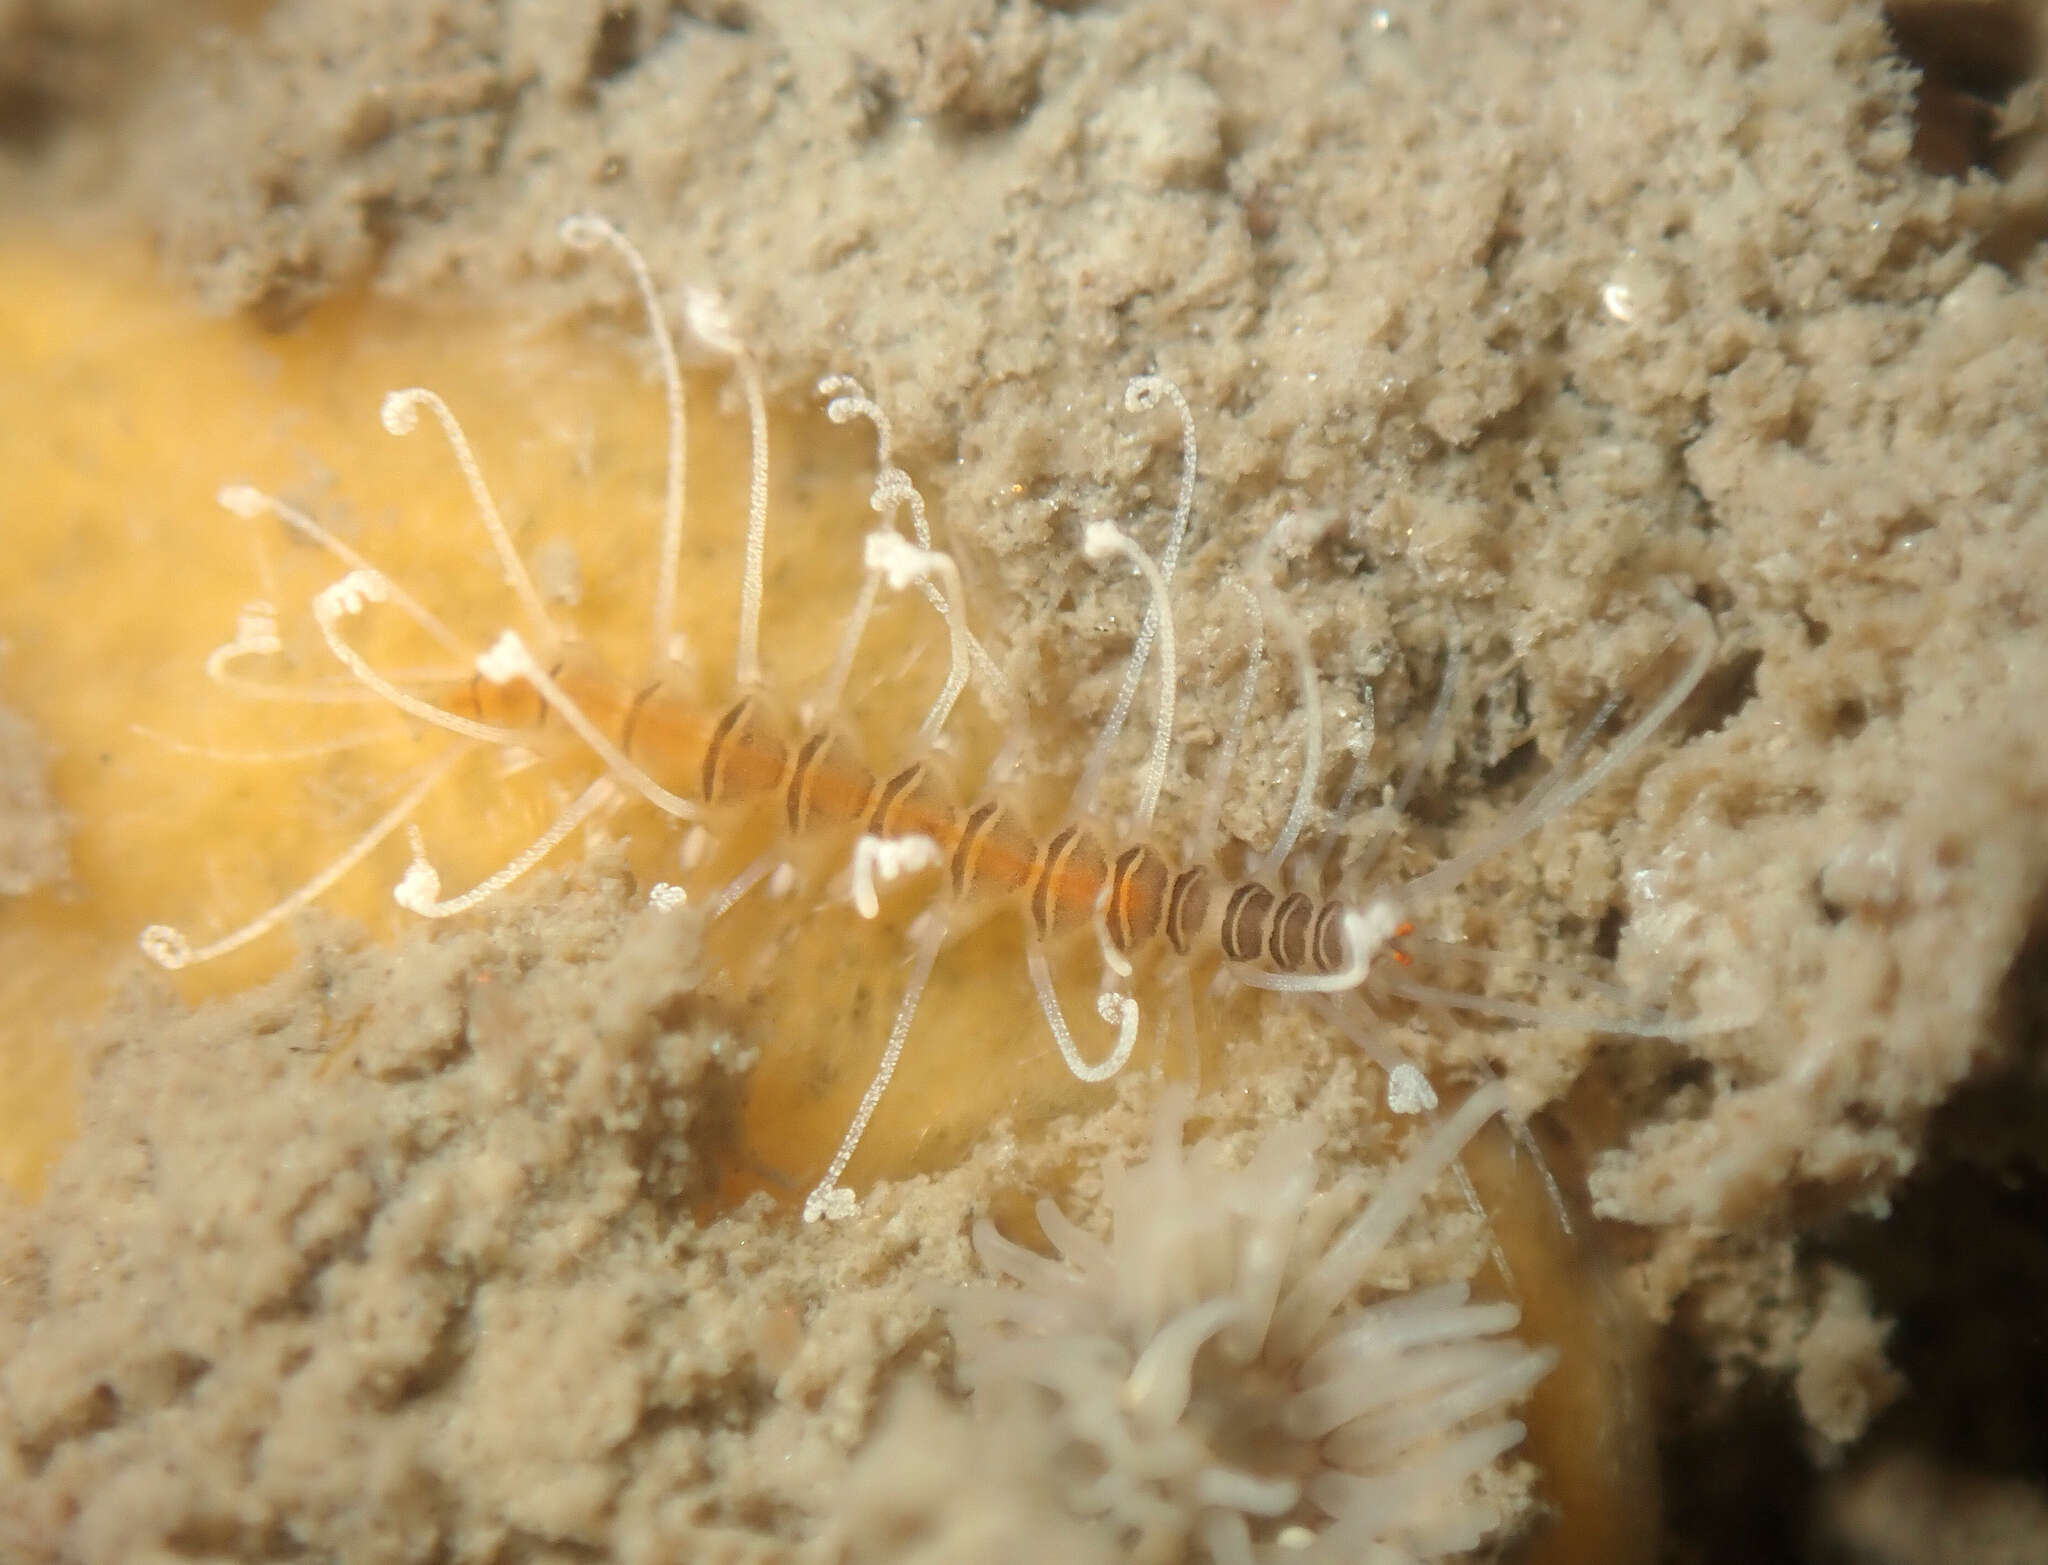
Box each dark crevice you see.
[587,7,643,84]
[1816,876,1848,925]
[1994,882,2048,1061]
[165,1521,307,1562]
[1480,736,1538,790]
[1592,902,1625,962]
[500,1531,607,1564]
[1562,1036,1714,1164]
[1817,906,2048,1487]
[1824,1156,2048,1483]
[679,0,754,32]
[1679,647,1762,739]
[1660,1356,1815,1565]
[1885,2,2040,178]
[386,1289,476,1408]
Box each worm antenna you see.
[1398,597,1716,906]
[216,485,470,661]
[1072,374,1197,815]
[1315,711,1375,888]
[1091,888,1135,981]
[1081,520,1176,835]
[808,567,883,725]
[1247,514,1325,881]
[1343,648,1461,886]
[201,596,443,707]
[1026,943,1142,1085]
[823,373,1013,716]
[819,375,910,531]
[687,289,771,689]
[201,599,354,706]
[312,572,525,746]
[804,914,950,1223]
[558,214,690,669]
[139,750,466,970]
[1372,960,1751,1039]
[379,388,559,648]
[1391,931,1759,1036]
[864,528,976,742]
[1313,993,1440,1115]
[130,724,389,765]
[703,849,784,923]
[471,631,698,820]
[1193,581,1264,860]
[392,776,615,919]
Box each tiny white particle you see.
[1387,1062,1438,1115]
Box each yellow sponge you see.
[0,233,1063,1201]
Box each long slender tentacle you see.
[805,914,951,1223]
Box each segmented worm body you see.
[142,215,1722,1225]
[452,660,1349,976]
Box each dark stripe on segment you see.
[1166,867,1212,956]
[701,695,787,805]
[1030,826,1112,939]
[786,729,851,835]
[702,698,752,802]
[1269,891,1313,971]
[1221,882,1275,964]
[620,679,663,764]
[1312,901,1348,974]
[951,801,1004,896]
[785,730,877,833]
[869,762,930,837]
[1030,828,1078,938]
[785,730,830,833]
[863,757,955,845]
[1106,845,1170,954]
[1060,830,1110,935]
[956,799,1039,900]
[822,754,877,827]
[462,671,486,723]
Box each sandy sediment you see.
[1,864,1525,1560]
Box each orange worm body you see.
[142,213,1722,1227]
[446,664,1354,978]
